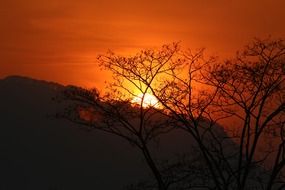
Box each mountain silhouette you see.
[0,76,199,190]
[0,76,151,189]
[0,76,270,190]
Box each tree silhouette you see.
[58,44,183,190]
[58,38,285,190]
[206,38,285,190]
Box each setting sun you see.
[131,93,160,108]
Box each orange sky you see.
[1,0,285,88]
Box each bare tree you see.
[58,38,285,190]
[96,43,231,190]
[58,43,223,190]
[58,44,184,190]
[206,38,285,190]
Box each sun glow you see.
[131,93,160,108]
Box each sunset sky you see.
[1,0,285,88]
